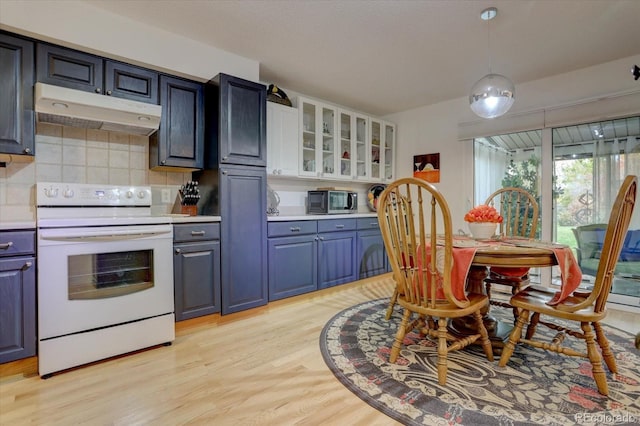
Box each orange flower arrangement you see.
[464,204,503,223]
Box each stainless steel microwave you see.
[307,190,358,214]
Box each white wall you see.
[385,54,640,233]
[0,0,259,82]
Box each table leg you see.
[447,265,513,349]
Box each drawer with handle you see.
[173,223,220,243]
[268,220,317,238]
[0,230,35,257]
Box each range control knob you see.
[44,187,59,198]
[126,190,134,199]
[137,191,147,199]
[63,188,74,198]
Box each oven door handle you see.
[39,228,172,241]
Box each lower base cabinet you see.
[356,217,389,278]
[267,219,357,301]
[173,223,221,321]
[0,230,36,364]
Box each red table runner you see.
[416,238,582,305]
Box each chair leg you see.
[437,318,448,385]
[473,310,494,361]
[385,289,398,320]
[582,322,609,396]
[593,321,617,374]
[525,312,540,340]
[389,308,411,363]
[511,285,520,324]
[499,309,529,367]
[485,281,492,300]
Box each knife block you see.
[180,205,197,216]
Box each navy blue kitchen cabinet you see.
[356,217,389,278]
[0,230,36,364]
[36,43,159,104]
[150,75,204,171]
[317,219,357,289]
[173,222,221,321]
[219,164,268,314]
[267,221,318,300]
[267,219,357,300]
[205,74,267,167]
[0,32,35,157]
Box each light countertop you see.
[0,221,36,231]
[268,213,377,221]
[159,215,221,223]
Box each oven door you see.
[37,224,173,340]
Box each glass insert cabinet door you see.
[299,97,338,178]
[339,111,352,178]
[338,110,370,180]
[300,100,317,175]
[384,123,395,181]
[68,249,154,299]
[369,119,381,180]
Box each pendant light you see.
[469,7,515,119]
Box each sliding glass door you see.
[552,116,640,308]
[473,115,639,310]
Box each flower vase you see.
[468,222,497,239]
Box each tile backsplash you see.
[0,123,190,222]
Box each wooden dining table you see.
[447,240,563,348]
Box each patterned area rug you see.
[320,299,640,425]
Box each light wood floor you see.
[1,274,638,426]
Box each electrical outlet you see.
[161,188,172,204]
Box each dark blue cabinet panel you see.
[219,165,268,314]
[0,33,35,156]
[217,74,267,167]
[151,75,204,170]
[357,229,388,278]
[0,248,36,363]
[173,222,221,321]
[318,231,357,289]
[268,235,317,300]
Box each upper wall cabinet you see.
[267,101,298,176]
[296,97,395,183]
[368,118,396,183]
[299,97,340,179]
[206,74,267,167]
[36,43,159,104]
[338,109,368,181]
[0,33,35,157]
[149,75,204,171]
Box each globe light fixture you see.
[469,7,515,119]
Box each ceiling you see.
[83,0,640,117]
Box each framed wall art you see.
[413,153,440,183]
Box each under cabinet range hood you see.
[34,83,162,136]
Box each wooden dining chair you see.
[377,177,493,385]
[498,175,637,396]
[483,187,539,321]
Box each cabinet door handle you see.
[290,226,301,232]
[370,222,379,227]
[175,248,181,254]
[318,236,325,241]
[191,230,206,236]
[106,90,112,95]
[0,241,13,250]
[24,148,32,154]
[23,261,32,270]
[222,156,228,161]
[95,88,101,93]
[335,224,344,229]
